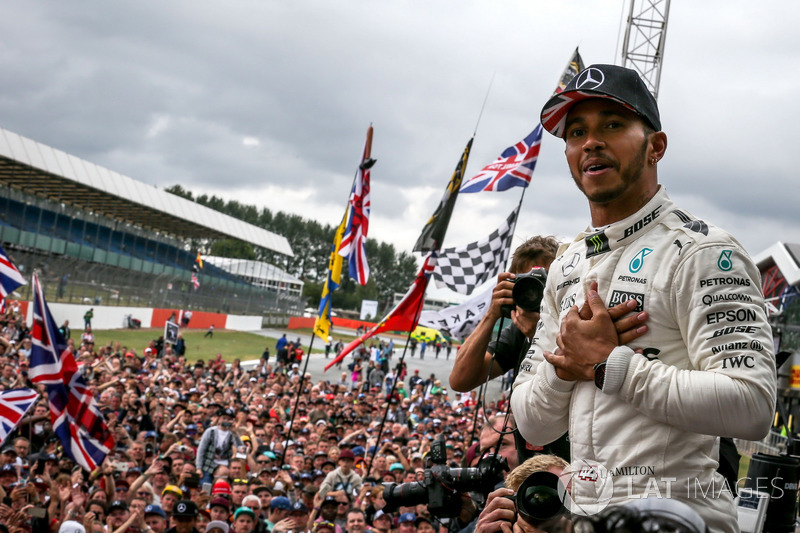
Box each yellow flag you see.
[313,216,347,339]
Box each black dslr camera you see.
[501,267,547,319]
[511,471,567,529]
[383,435,507,518]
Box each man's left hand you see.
[511,309,540,338]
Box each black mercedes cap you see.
[541,64,661,138]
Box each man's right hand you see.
[475,487,516,533]
[488,273,517,322]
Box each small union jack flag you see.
[338,126,374,285]
[460,125,542,193]
[28,274,114,471]
[191,272,200,290]
[0,388,39,447]
[0,244,26,299]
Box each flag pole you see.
[280,333,318,467]
[365,299,424,476]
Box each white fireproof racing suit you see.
[511,186,776,532]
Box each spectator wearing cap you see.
[208,497,231,524]
[318,449,361,500]
[285,500,311,533]
[107,500,131,532]
[233,498,258,533]
[161,485,183,514]
[169,500,202,533]
[370,510,391,533]
[145,504,169,533]
[241,495,269,533]
[311,495,344,533]
[414,516,434,533]
[266,496,292,531]
[397,513,417,533]
[196,408,244,485]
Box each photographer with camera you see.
[450,237,559,394]
[475,455,569,533]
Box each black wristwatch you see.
[593,361,607,390]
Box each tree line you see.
[165,185,418,312]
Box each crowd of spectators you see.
[0,304,505,533]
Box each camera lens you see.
[512,274,546,313]
[516,472,565,525]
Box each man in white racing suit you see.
[511,64,776,532]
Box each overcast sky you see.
[2,1,798,301]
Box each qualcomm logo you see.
[576,67,605,90]
[629,248,653,273]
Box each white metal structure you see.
[620,0,671,99]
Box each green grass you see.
[91,328,285,363]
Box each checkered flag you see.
[433,205,519,295]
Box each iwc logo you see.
[576,67,605,90]
[557,459,614,516]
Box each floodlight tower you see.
[620,0,671,99]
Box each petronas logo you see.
[585,231,610,258]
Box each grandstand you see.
[0,126,300,317]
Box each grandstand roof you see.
[0,126,293,257]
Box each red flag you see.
[325,253,436,371]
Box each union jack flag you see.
[338,126,374,285]
[191,272,200,290]
[28,274,114,472]
[459,125,542,193]
[0,388,39,447]
[0,244,26,299]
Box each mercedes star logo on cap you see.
[576,67,605,90]
[177,503,186,513]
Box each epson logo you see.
[609,290,644,312]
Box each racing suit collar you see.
[579,185,673,258]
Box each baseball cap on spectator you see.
[398,513,416,524]
[1,447,17,457]
[321,496,338,507]
[234,507,256,520]
[162,485,183,498]
[416,517,434,529]
[207,521,229,533]
[212,480,232,496]
[339,449,355,461]
[109,500,129,513]
[173,500,199,518]
[144,431,158,439]
[291,501,309,513]
[206,521,230,533]
[389,463,404,472]
[352,446,365,457]
[144,505,166,518]
[270,496,292,510]
[59,521,86,533]
[210,497,231,511]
